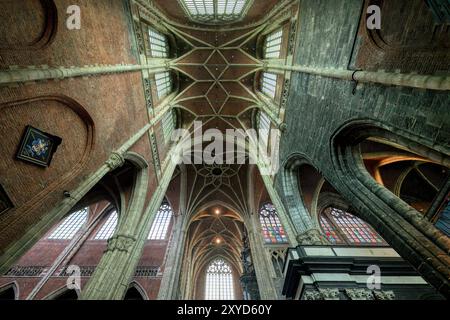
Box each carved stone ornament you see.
[106,234,136,253]
[106,152,125,170]
[344,288,374,300]
[318,288,340,300]
[373,290,395,300]
[302,289,322,300]
[296,228,328,245]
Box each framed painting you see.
[0,184,13,215]
[16,126,62,167]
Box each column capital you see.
[106,234,136,253]
[105,152,125,171]
[296,228,328,245]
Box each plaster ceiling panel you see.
[221,49,259,65]
[178,65,215,81]
[178,82,212,99]
[180,97,215,115]
[221,65,258,80]
[220,98,254,116]
[206,84,228,112]
[176,49,214,64]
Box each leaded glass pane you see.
[261,72,277,99]
[180,0,251,24]
[155,72,172,99]
[162,110,176,143]
[264,29,283,59]
[93,211,118,240]
[148,201,173,240]
[321,207,387,246]
[48,208,88,240]
[259,203,288,244]
[205,259,234,300]
[148,28,169,58]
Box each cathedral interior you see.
[0,0,449,301]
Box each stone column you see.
[81,159,149,300]
[81,154,178,300]
[0,62,169,86]
[266,63,450,91]
[157,216,186,299]
[246,222,279,300]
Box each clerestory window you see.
[48,208,88,240]
[264,29,283,59]
[179,0,253,24]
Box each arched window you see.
[155,72,172,99]
[205,259,234,300]
[148,28,169,58]
[48,208,88,240]
[260,72,277,99]
[93,210,118,240]
[179,0,252,24]
[319,207,387,246]
[258,111,271,148]
[162,110,176,143]
[148,201,173,240]
[259,203,288,244]
[264,29,283,59]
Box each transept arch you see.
[330,119,450,295]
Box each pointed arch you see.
[124,281,148,300]
[204,258,235,300]
[43,286,80,300]
[330,119,450,296]
[0,281,19,300]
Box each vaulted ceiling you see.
[143,0,298,281]
[152,0,280,27]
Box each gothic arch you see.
[280,154,319,233]
[192,201,244,222]
[43,286,80,300]
[124,281,148,300]
[330,119,450,296]
[0,281,19,300]
[124,152,150,170]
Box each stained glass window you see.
[259,203,288,244]
[179,0,252,24]
[319,215,344,244]
[205,259,234,300]
[261,72,277,99]
[93,210,118,240]
[48,208,88,240]
[264,29,283,59]
[320,207,387,246]
[148,28,169,58]
[155,72,172,99]
[148,201,173,240]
